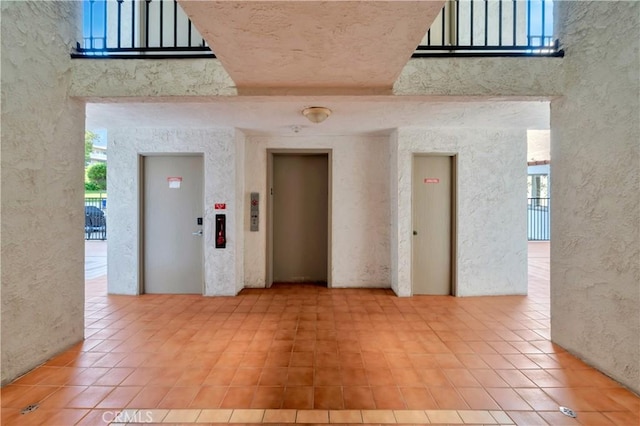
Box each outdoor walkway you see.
[1,242,638,425]
[85,241,107,281]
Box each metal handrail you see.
[72,0,562,59]
[73,0,214,58]
[414,0,563,58]
[528,197,550,241]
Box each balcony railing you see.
[528,197,550,241]
[72,0,562,59]
[416,0,562,57]
[73,0,214,58]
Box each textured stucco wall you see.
[392,128,528,297]
[1,2,85,384]
[235,131,246,294]
[243,136,391,288]
[389,131,401,296]
[550,1,640,393]
[70,59,236,99]
[71,57,560,100]
[107,128,240,296]
[394,57,564,97]
[527,129,550,162]
[179,1,444,93]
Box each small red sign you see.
[214,203,226,210]
[424,178,440,184]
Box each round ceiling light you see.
[302,106,332,124]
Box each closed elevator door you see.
[143,155,203,294]
[272,154,328,284]
[412,155,453,295]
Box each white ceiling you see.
[86,97,550,136]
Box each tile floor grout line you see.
[111,408,518,425]
[0,245,637,426]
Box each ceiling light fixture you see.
[302,106,332,124]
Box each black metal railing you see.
[73,0,214,58]
[85,198,107,240]
[415,0,562,57]
[528,197,550,241]
[72,0,561,59]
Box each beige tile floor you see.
[1,242,639,425]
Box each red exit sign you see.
[424,178,440,184]
[214,203,226,210]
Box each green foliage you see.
[85,130,99,166]
[85,181,100,191]
[87,162,107,190]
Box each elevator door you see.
[412,155,453,295]
[272,154,328,284]
[143,155,203,294]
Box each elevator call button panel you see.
[250,192,259,232]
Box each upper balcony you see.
[72,0,563,60]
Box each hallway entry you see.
[268,152,329,286]
[412,155,456,295]
[142,155,204,294]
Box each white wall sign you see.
[167,176,182,189]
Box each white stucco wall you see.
[70,59,236,98]
[527,129,550,162]
[243,136,391,288]
[107,128,241,296]
[389,131,401,296]
[394,57,563,97]
[550,1,640,394]
[392,128,528,297]
[71,59,561,100]
[1,2,85,384]
[235,131,246,294]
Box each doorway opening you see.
[411,154,457,295]
[526,130,551,292]
[528,163,550,241]
[267,150,331,288]
[84,128,108,299]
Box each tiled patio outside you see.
[1,242,638,425]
